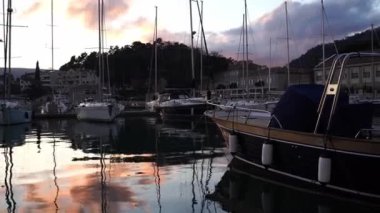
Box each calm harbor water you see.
[0,116,379,212]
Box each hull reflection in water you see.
[208,158,380,213]
[0,117,228,212]
[0,123,30,145]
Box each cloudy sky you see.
[6,0,380,69]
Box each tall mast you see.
[7,0,11,97]
[51,0,54,73]
[154,6,158,94]
[195,0,208,55]
[199,1,203,91]
[321,0,325,83]
[241,14,245,90]
[2,0,6,98]
[244,0,249,93]
[189,0,195,97]
[194,0,208,91]
[285,1,290,87]
[371,24,375,99]
[269,37,272,94]
[97,0,102,100]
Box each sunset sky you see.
[6,0,380,69]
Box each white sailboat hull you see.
[76,102,123,122]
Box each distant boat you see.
[156,89,210,119]
[205,52,380,201]
[40,94,71,115]
[0,1,32,125]
[155,1,210,118]
[76,0,124,122]
[77,95,124,122]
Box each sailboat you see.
[76,0,124,122]
[0,0,32,125]
[215,0,278,112]
[40,1,71,116]
[155,0,210,118]
[145,6,160,113]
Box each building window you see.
[351,71,359,79]
[363,71,371,78]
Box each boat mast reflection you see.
[1,124,30,213]
[153,126,162,213]
[100,137,108,213]
[52,131,59,212]
[4,145,16,213]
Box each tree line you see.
[59,39,231,95]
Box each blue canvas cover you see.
[270,84,373,137]
[269,84,324,132]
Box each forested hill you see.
[59,40,231,89]
[60,26,380,89]
[290,26,380,69]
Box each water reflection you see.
[0,117,226,212]
[0,123,30,147]
[52,131,59,212]
[208,159,380,213]
[1,124,30,213]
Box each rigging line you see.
[236,14,244,61]
[246,9,265,96]
[194,0,208,55]
[147,6,158,98]
[372,26,380,46]
[323,6,339,55]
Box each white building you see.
[40,69,98,93]
[314,55,380,95]
[213,66,312,92]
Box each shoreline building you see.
[314,55,380,97]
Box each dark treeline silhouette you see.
[291,26,380,69]
[59,39,231,95]
[58,26,380,97]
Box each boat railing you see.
[206,99,272,122]
[269,115,283,129]
[354,128,380,140]
[315,52,380,136]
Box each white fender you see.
[318,156,331,183]
[262,143,273,166]
[228,134,238,154]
